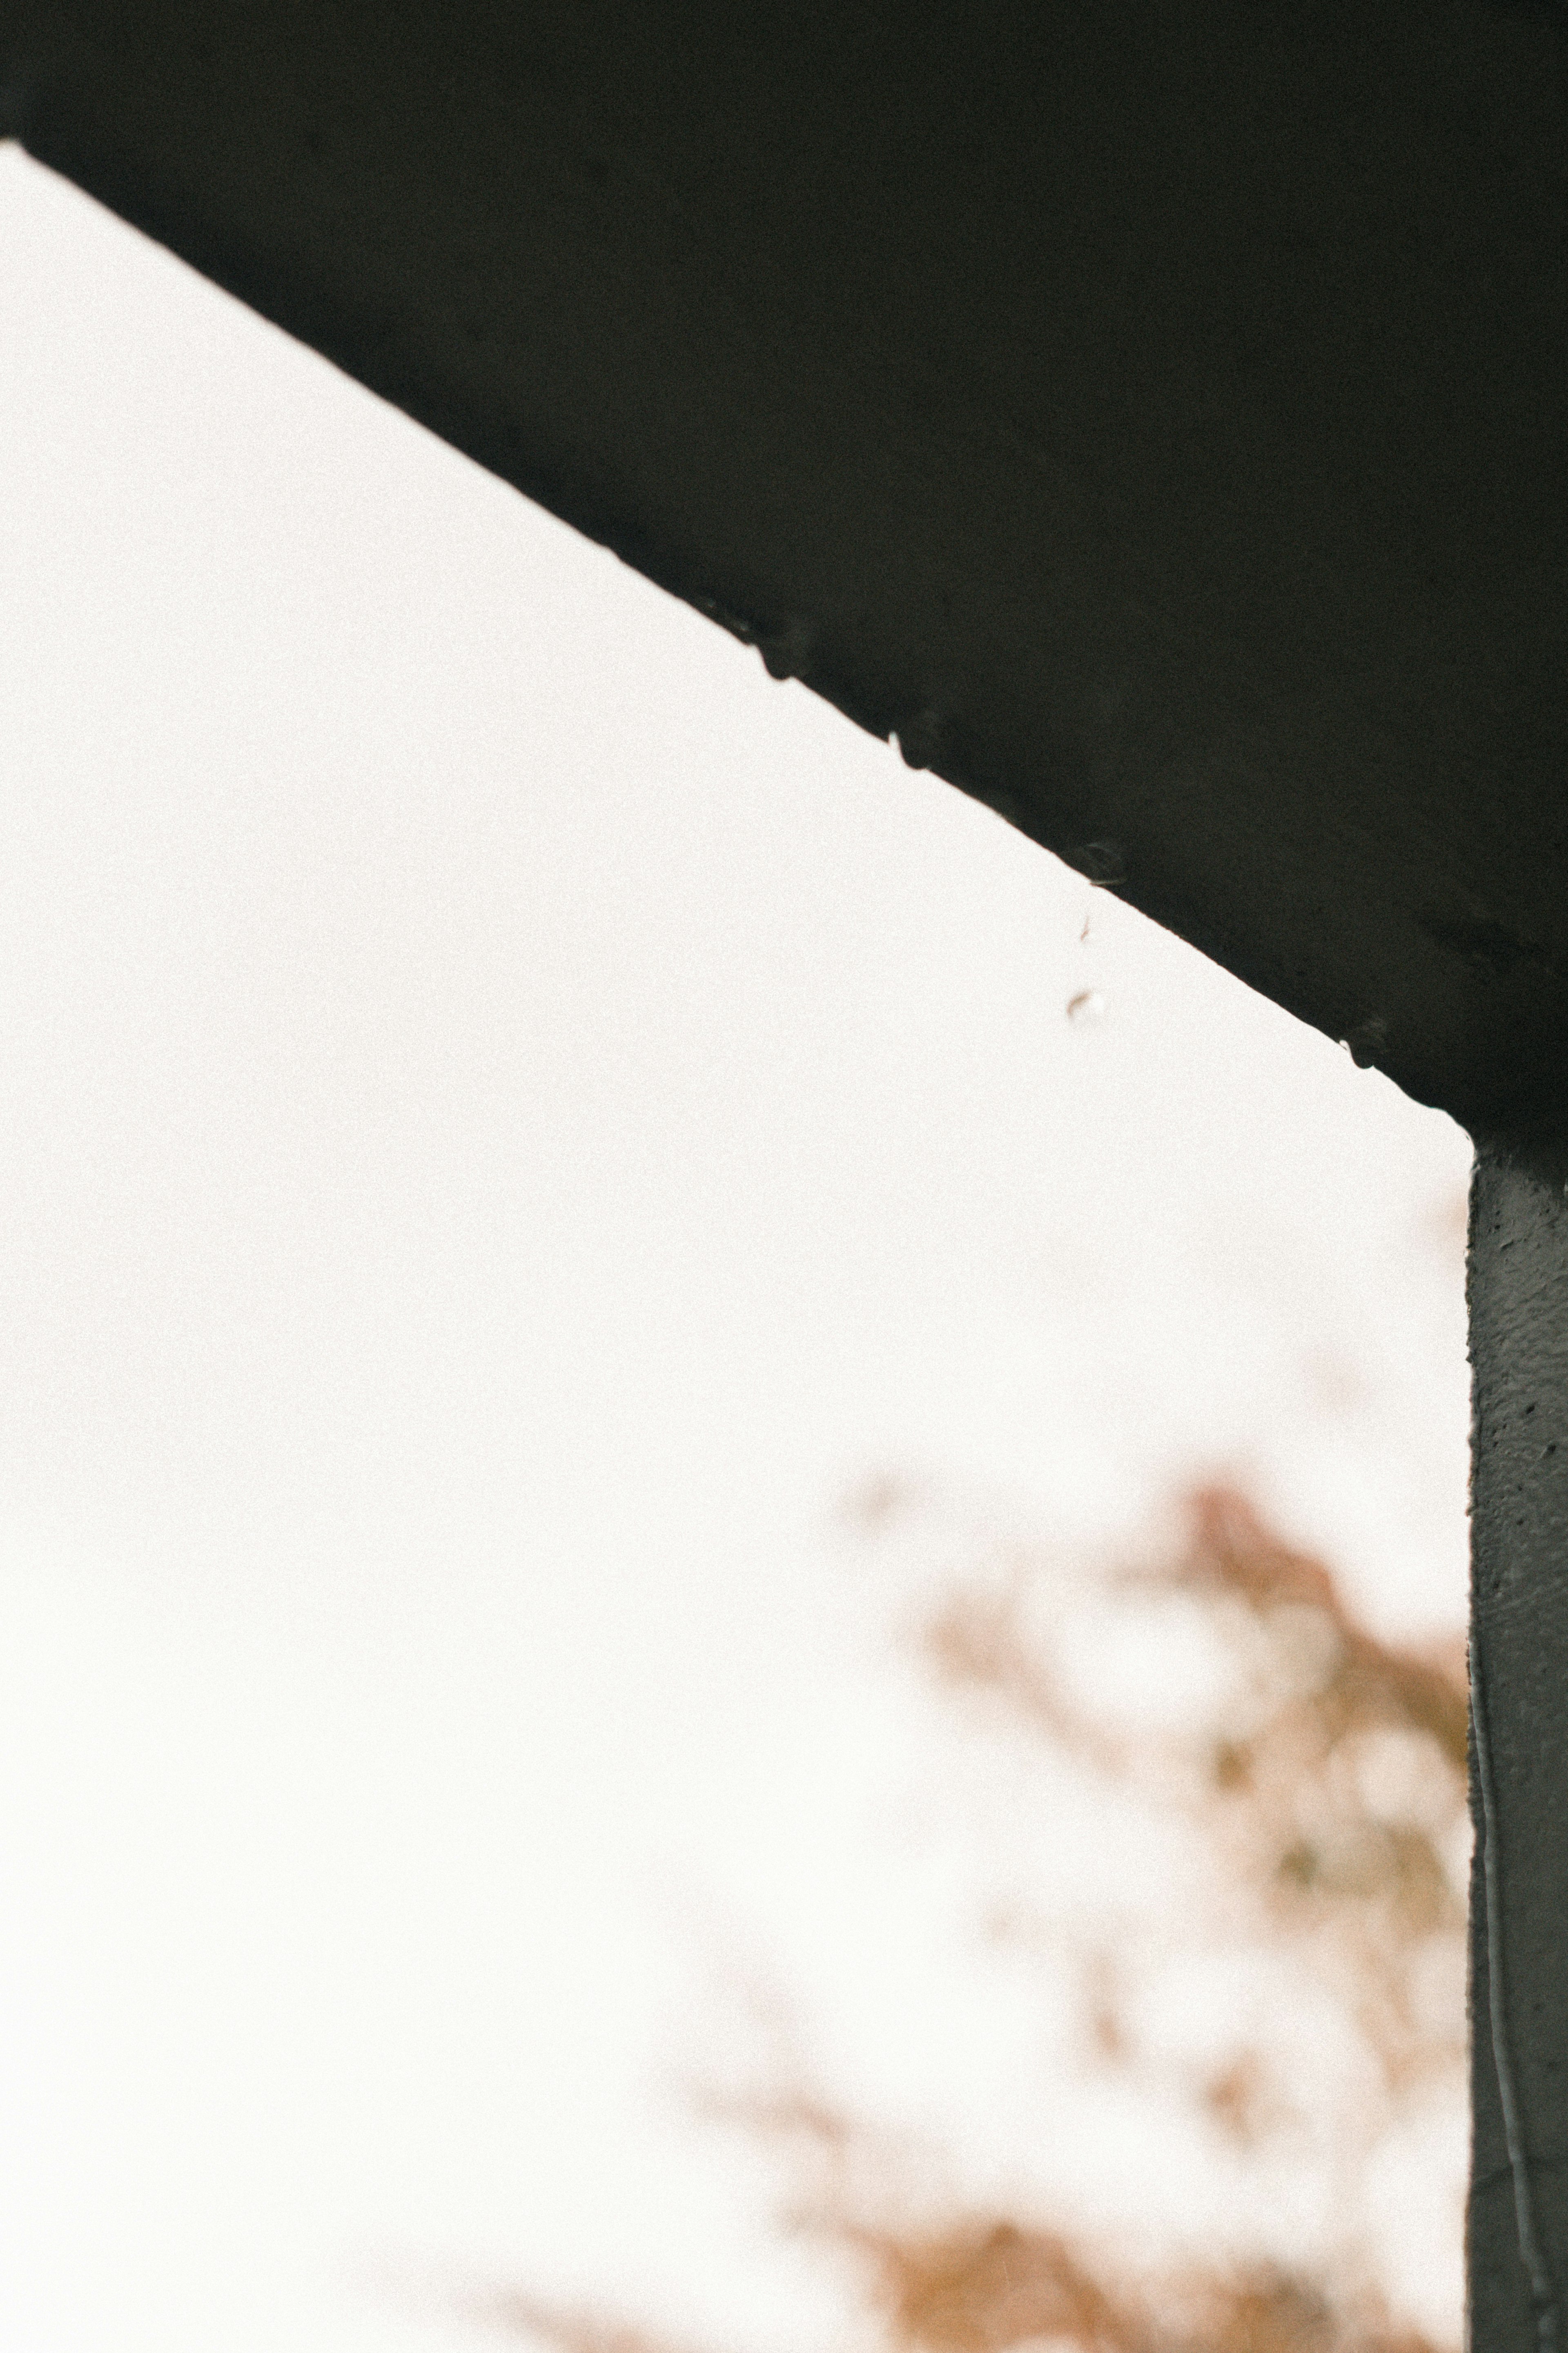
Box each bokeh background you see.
[1,143,1472,2353]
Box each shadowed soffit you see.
[4,0,1565,1142]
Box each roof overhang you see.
[5,0,1565,1140]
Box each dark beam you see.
[1470,1144,1568,2353]
[4,0,1565,1139]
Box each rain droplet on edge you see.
[1067,989,1105,1027]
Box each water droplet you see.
[1067,989,1105,1026]
[1344,1016,1388,1070]
[1071,839,1127,889]
[894,707,947,771]
[755,615,817,681]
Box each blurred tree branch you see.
[491,1484,1467,2353]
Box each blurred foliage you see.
[493,1485,1468,2353]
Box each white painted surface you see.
[0,144,1471,2353]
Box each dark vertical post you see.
[1470,1141,1568,2353]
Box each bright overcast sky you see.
[0,144,1472,2353]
